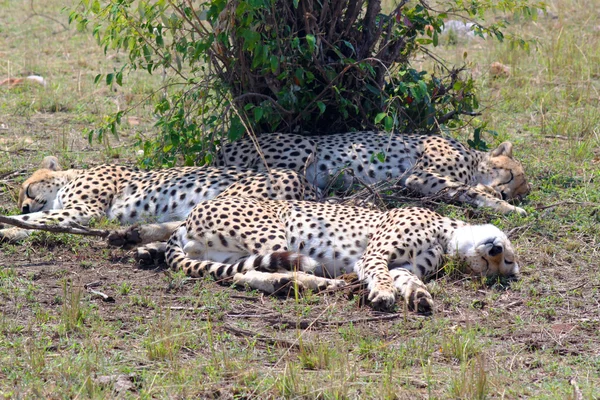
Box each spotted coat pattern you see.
[164,197,519,312]
[1,156,316,242]
[216,132,531,214]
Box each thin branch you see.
[26,0,69,32]
[535,201,599,211]
[222,324,300,349]
[0,215,109,237]
[231,93,294,115]
[437,109,481,124]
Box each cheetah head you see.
[479,142,531,201]
[447,224,519,277]
[18,156,71,214]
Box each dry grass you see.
[0,0,598,398]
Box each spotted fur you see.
[161,197,519,312]
[1,156,316,242]
[216,132,531,214]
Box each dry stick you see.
[345,169,387,208]
[222,324,300,349]
[535,201,599,211]
[0,215,110,237]
[507,223,533,239]
[265,312,406,329]
[86,288,115,303]
[25,0,69,32]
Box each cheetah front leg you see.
[354,254,397,311]
[389,268,433,314]
[0,206,101,242]
[402,170,526,215]
[107,221,183,248]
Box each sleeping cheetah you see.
[0,156,316,242]
[163,197,519,312]
[216,132,531,214]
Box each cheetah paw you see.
[407,288,434,314]
[0,227,29,243]
[107,225,142,248]
[368,288,396,311]
[134,244,165,265]
[513,206,527,216]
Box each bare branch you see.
[0,215,109,238]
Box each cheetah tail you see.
[165,235,318,280]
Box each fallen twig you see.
[86,288,115,303]
[0,215,110,237]
[169,306,208,312]
[230,294,261,302]
[535,201,599,211]
[504,300,523,309]
[24,0,70,32]
[265,312,407,330]
[222,324,300,349]
[507,223,533,239]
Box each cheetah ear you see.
[490,142,513,158]
[41,156,61,171]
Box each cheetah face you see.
[18,156,64,214]
[480,142,531,201]
[18,170,63,214]
[448,224,519,277]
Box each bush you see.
[70,0,543,167]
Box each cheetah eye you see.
[25,185,34,199]
[498,170,514,186]
[504,260,514,265]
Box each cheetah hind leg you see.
[233,270,346,296]
[389,267,434,314]
[135,242,167,265]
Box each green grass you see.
[0,0,598,398]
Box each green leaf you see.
[106,73,114,85]
[418,80,429,100]
[305,34,316,53]
[383,116,393,131]
[365,84,380,95]
[229,116,245,141]
[254,107,264,122]
[269,55,279,74]
[94,74,102,84]
[433,30,438,46]
[317,101,326,115]
[242,30,260,51]
[342,40,355,54]
[374,112,386,124]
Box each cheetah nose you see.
[500,191,508,201]
[21,204,30,214]
[489,245,503,257]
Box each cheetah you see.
[0,156,316,242]
[163,197,519,312]
[216,132,531,214]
